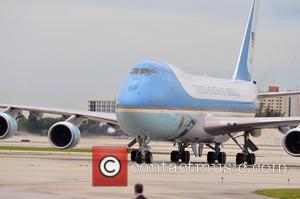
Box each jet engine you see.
[283,127,300,157]
[0,113,17,139]
[48,121,81,149]
[250,129,262,137]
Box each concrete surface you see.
[0,133,300,199]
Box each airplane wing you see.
[258,91,300,98]
[204,116,300,135]
[0,104,118,125]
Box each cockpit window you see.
[130,68,140,74]
[140,68,157,74]
[130,68,157,75]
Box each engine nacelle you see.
[283,128,300,157]
[0,113,17,139]
[250,129,262,137]
[48,121,81,149]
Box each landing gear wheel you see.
[131,149,138,161]
[217,152,226,164]
[181,151,190,163]
[236,153,245,165]
[136,151,142,164]
[171,151,179,162]
[229,131,259,165]
[247,153,256,165]
[145,150,153,164]
[207,151,215,164]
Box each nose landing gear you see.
[129,136,153,164]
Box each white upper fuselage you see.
[171,64,258,103]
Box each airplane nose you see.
[128,79,140,91]
[116,79,144,107]
[116,74,163,108]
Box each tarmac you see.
[0,133,300,199]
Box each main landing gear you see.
[170,143,190,163]
[206,143,227,164]
[129,136,153,164]
[229,131,258,165]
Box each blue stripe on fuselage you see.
[116,60,256,112]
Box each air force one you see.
[1,0,300,164]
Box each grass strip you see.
[0,146,169,155]
[255,189,300,199]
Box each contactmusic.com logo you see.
[92,146,128,186]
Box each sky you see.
[0,0,300,110]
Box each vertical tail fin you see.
[232,0,259,81]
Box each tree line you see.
[17,113,125,137]
[255,103,285,117]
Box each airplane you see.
[1,0,300,165]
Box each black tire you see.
[131,149,138,161]
[207,151,215,164]
[181,151,190,163]
[247,153,256,165]
[136,151,142,164]
[218,152,226,164]
[145,150,153,164]
[236,153,245,165]
[186,151,190,163]
[171,151,179,162]
[181,151,186,163]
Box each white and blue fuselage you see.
[116,60,257,144]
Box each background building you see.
[88,100,116,113]
[89,88,300,117]
[291,95,300,117]
[258,86,300,117]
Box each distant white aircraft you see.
[1,0,300,164]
